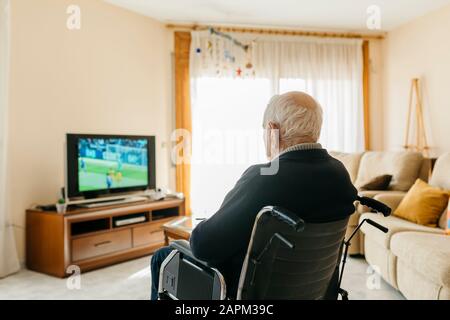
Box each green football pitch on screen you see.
[78,157,148,192]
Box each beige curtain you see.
[174,32,192,216]
[0,0,20,278]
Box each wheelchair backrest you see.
[237,207,349,300]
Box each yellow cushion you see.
[394,179,449,227]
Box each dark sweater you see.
[189,148,357,298]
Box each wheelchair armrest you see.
[169,240,210,267]
[160,240,227,300]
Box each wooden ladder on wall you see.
[404,78,430,157]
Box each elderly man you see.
[150,91,357,300]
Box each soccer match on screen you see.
[78,138,149,192]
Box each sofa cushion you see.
[418,158,432,183]
[358,190,387,198]
[355,151,423,191]
[360,174,392,191]
[396,259,450,300]
[394,179,449,227]
[373,192,407,212]
[359,212,444,249]
[430,152,450,190]
[329,151,364,183]
[356,191,406,214]
[391,232,450,287]
[359,190,405,198]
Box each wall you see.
[8,0,175,263]
[368,39,384,151]
[382,4,450,156]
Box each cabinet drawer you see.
[72,229,132,262]
[133,224,165,247]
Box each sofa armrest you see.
[372,193,406,212]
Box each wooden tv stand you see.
[26,198,185,278]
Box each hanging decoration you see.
[208,28,250,52]
[191,28,256,78]
[224,49,235,63]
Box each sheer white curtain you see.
[253,36,364,152]
[190,31,364,217]
[0,0,20,278]
[190,77,271,217]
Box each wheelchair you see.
[158,196,391,300]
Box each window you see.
[190,77,271,217]
[187,32,365,217]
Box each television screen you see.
[78,138,148,192]
[67,134,156,198]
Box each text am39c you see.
[175,304,274,318]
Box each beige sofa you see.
[330,150,429,254]
[359,152,450,300]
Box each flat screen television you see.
[66,134,156,199]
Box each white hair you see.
[263,91,323,147]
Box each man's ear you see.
[264,125,271,159]
[268,122,280,158]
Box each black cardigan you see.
[189,148,357,297]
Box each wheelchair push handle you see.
[356,196,391,217]
[344,198,391,244]
[261,206,305,232]
[365,218,389,233]
[339,200,391,295]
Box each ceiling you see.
[105,0,450,32]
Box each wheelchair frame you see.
[158,196,391,300]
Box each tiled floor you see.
[0,255,404,300]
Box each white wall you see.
[368,39,384,151]
[382,4,450,156]
[8,0,175,262]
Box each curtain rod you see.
[166,24,385,40]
